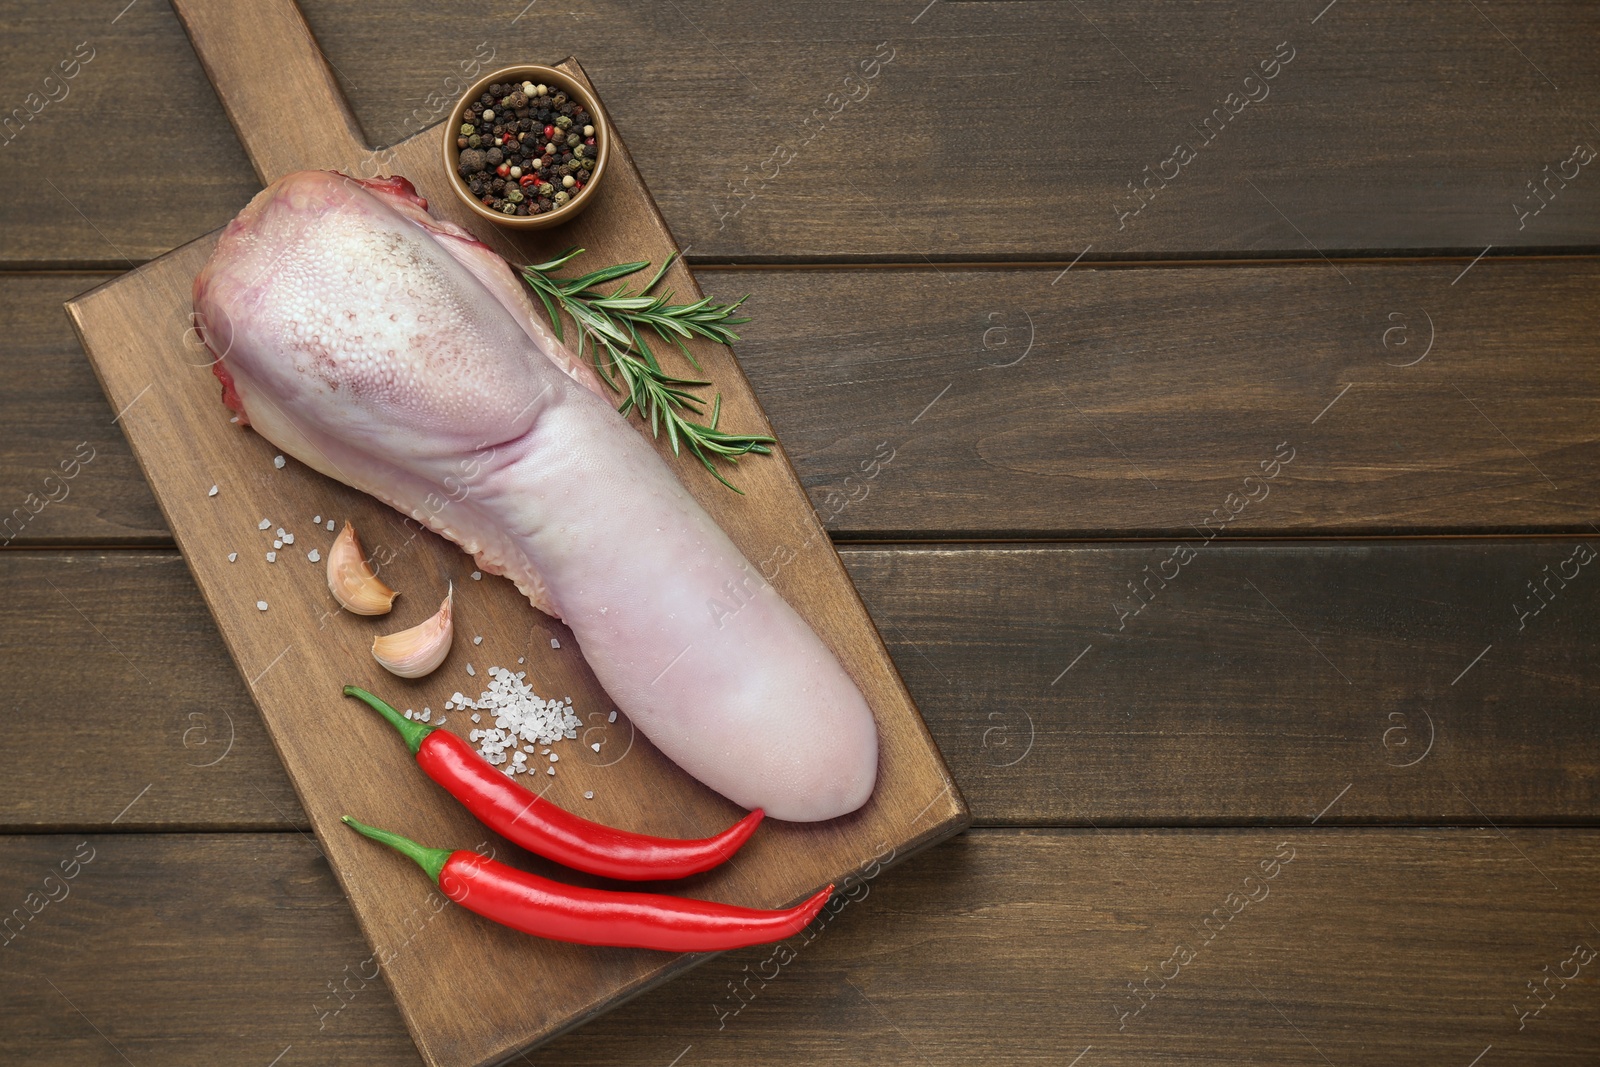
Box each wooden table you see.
[2,2,1597,1063]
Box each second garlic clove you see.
[372,584,453,678]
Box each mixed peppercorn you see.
[455,79,598,217]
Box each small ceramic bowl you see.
[440,63,609,230]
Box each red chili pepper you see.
[343,816,831,951]
[345,686,764,881]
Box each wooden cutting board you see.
[63,2,967,1064]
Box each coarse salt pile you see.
[454,666,580,774]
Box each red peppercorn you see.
[543,124,555,139]
[585,137,595,146]
[571,180,583,192]
[496,164,511,177]
[519,174,538,187]
[481,197,495,207]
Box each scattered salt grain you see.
[517,657,525,664]
[230,416,239,424]
[584,791,594,800]
[228,552,237,563]
[207,484,218,497]
[465,663,476,677]
[258,518,272,530]
[273,540,282,549]
[454,665,583,768]
[282,533,294,545]
[265,551,277,563]
[273,455,286,469]
[256,600,268,611]
[471,570,482,581]
[608,710,617,723]
[548,752,559,763]
[473,636,483,645]
[276,527,286,538]
[420,708,431,723]
[550,638,561,649]
[547,766,555,776]
[313,514,321,524]
[404,708,414,720]
[591,742,601,752]
[307,549,321,563]
[326,520,335,531]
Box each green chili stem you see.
[341,816,452,885]
[344,685,433,754]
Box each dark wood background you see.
[2,1,1597,1063]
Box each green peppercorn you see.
[505,186,523,203]
[468,134,482,148]
[460,123,475,136]
[572,144,586,159]
[553,191,570,205]
[552,92,568,106]
[555,115,573,130]
[537,182,555,197]
[566,133,581,148]
[501,201,518,214]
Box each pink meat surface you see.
[193,171,877,822]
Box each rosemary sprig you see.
[519,248,772,492]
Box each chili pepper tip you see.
[341,815,452,884]
[345,684,434,754]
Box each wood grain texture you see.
[3,829,1597,1066]
[6,1,1600,265]
[6,541,1596,830]
[11,260,1600,546]
[0,0,258,267]
[299,0,1600,261]
[63,35,962,1067]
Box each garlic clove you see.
[327,522,398,615]
[372,584,453,679]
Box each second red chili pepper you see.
[343,816,832,952]
[345,685,763,881]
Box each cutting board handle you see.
[172,0,369,184]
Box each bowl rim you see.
[439,63,610,228]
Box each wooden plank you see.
[63,15,964,1064]
[742,260,1600,538]
[847,541,1600,825]
[13,260,1600,546]
[0,0,258,267]
[0,274,166,546]
[7,541,1596,829]
[3,829,1597,1065]
[7,2,1600,265]
[302,0,1600,261]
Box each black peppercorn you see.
[485,147,504,166]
